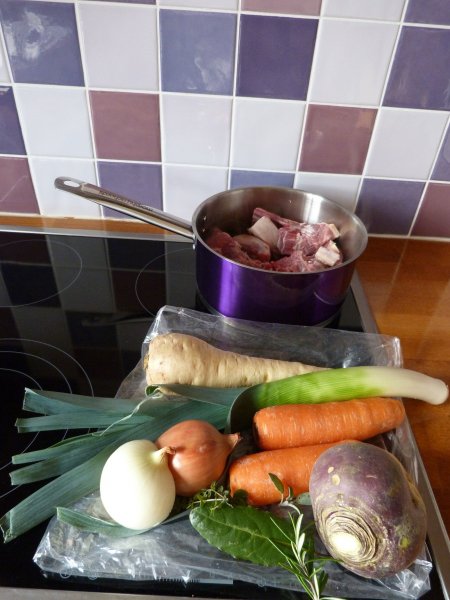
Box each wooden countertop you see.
[357,237,450,537]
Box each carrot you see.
[144,332,324,388]
[253,397,405,451]
[229,441,348,506]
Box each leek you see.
[227,366,448,431]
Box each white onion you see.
[100,439,176,530]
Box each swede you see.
[145,333,323,388]
[309,441,427,579]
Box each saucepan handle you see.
[54,176,195,241]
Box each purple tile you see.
[383,26,450,110]
[160,10,236,95]
[0,0,84,86]
[230,170,294,188]
[355,179,424,235]
[405,0,450,26]
[299,105,377,175]
[242,0,321,15]
[97,161,162,219]
[432,125,450,182]
[237,14,317,100]
[90,91,161,162]
[0,157,39,213]
[0,87,26,154]
[411,183,450,238]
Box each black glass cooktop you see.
[0,229,445,600]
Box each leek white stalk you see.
[100,439,176,530]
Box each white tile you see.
[309,19,398,106]
[294,172,361,212]
[29,157,101,217]
[78,4,158,91]
[365,108,448,180]
[15,85,93,158]
[322,0,405,21]
[162,94,232,167]
[231,98,305,171]
[163,164,228,221]
[160,0,238,8]
[0,42,10,82]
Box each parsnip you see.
[144,332,323,388]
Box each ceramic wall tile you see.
[237,15,317,100]
[299,105,377,175]
[309,19,398,106]
[294,172,361,212]
[160,0,238,8]
[356,178,424,235]
[0,86,25,154]
[365,108,448,180]
[30,157,99,217]
[0,156,38,213]
[322,0,405,21]
[15,85,93,158]
[405,0,450,26]
[241,0,322,16]
[383,26,450,111]
[159,9,236,95]
[78,4,158,91]
[89,91,161,162]
[230,170,294,188]
[0,41,9,82]
[411,183,450,238]
[162,94,232,166]
[163,164,228,221]
[231,98,305,170]
[0,0,83,86]
[97,162,163,219]
[432,123,450,182]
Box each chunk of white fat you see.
[248,216,279,250]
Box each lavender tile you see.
[97,161,162,219]
[405,0,450,26]
[98,162,162,218]
[230,170,294,188]
[383,26,450,110]
[159,10,236,95]
[0,86,25,154]
[299,105,376,175]
[242,0,321,15]
[0,0,84,86]
[355,178,424,235]
[90,91,161,162]
[432,125,450,182]
[411,183,450,238]
[237,15,317,100]
[0,157,39,213]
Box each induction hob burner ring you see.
[0,238,83,308]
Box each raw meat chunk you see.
[233,234,271,262]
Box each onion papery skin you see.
[156,420,241,497]
[100,439,176,530]
[309,441,427,579]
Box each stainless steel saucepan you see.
[55,177,368,326]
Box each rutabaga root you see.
[145,333,324,388]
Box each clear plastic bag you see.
[34,305,432,599]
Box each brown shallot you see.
[156,420,241,497]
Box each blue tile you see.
[356,178,424,235]
[405,0,450,26]
[383,26,450,110]
[237,14,317,100]
[0,0,84,86]
[97,161,163,219]
[159,9,237,95]
[0,87,26,154]
[230,169,294,188]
